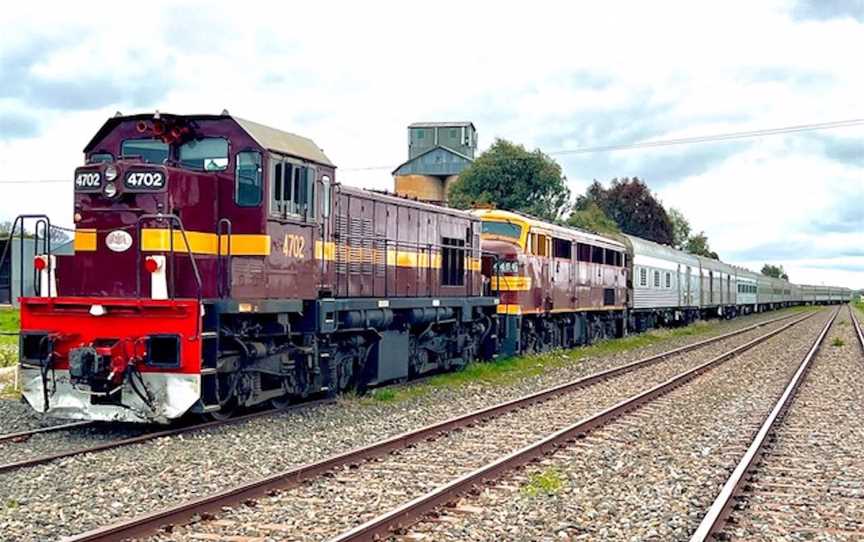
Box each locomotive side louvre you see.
[473,209,627,356]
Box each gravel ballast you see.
[139,311,814,541]
[0,309,811,541]
[399,309,833,541]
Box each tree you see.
[668,207,691,250]
[567,201,620,235]
[448,139,571,221]
[574,178,674,245]
[685,231,719,259]
[761,264,789,280]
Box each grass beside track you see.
[0,307,19,368]
[364,305,818,405]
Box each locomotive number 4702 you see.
[125,171,165,189]
[283,233,306,259]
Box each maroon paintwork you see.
[60,113,483,303]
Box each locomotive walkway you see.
[60,311,813,541]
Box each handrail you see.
[135,214,203,307]
[217,218,233,298]
[0,214,53,303]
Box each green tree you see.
[448,139,571,221]
[761,263,789,280]
[574,178,674,245]
[685,231,719,259]
[668,207,691,250]
[567,201,620,235]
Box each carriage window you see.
[591,245,604,264]
[665,272,671,288]
[654,270,660,288]
[179,138,228,171]
[552,238,572,259]
[604,249,616,265]
[121,139,169,164]
[88,152,113,164]
[530,233,549,257]
[639,267,647,286]
[576,243,591,262]
[441,237,466,286]
[235,151,262,206]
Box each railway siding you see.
[717,308,864,541]
[395,309,834,541]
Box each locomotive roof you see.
[84,113,334,167]
[338,184,482,219]
[472,209,625,250]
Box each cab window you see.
[121,139,169,164]
[270,155,316,220]
[235,151,262,206]
[88,152,113,164]
[481,221,522,240]
[179,138,229,171]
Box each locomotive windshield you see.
[121,139,169,164]
[179,137,229,171]
[481,220,522,240]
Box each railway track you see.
[0,420,92,445]
[0,401,332,475]
[61,310,813,541]
[851,303,864,352]
[690,305,863,541]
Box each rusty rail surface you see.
[850,304,864,355]
[688,306,839,542]
[0,420,92,445]
[330,311,818,542]
[64,311,811,542]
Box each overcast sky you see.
[1,0,861,287]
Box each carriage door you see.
[708,270,714,304]
[685,266,692,305]
[677,264,682,306]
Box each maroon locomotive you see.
[13,112,498,423]
[472,209,628,355]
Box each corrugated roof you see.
[391,145,474,175]
[409,121,475,129]
[234,117,334,167]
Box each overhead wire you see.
[1,117,862,182]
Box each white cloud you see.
[0,0,861,287]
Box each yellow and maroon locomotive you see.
[472,209,627,355]
[13,112,498,422]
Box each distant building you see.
[0,237,73,307]
[393,122,477,203]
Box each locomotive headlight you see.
[104,165,118,181]
[103,182,118,198]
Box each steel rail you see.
[329,311,820,542]
[688,306,839,542]
[63,311,811,542]
[0,399,334,475]
[850,304,864,354]
[0,421,92,445]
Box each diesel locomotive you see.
[9,113,498,423]
[4,112,852,424]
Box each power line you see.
[340,117,864,171]
[1,117,862,182]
